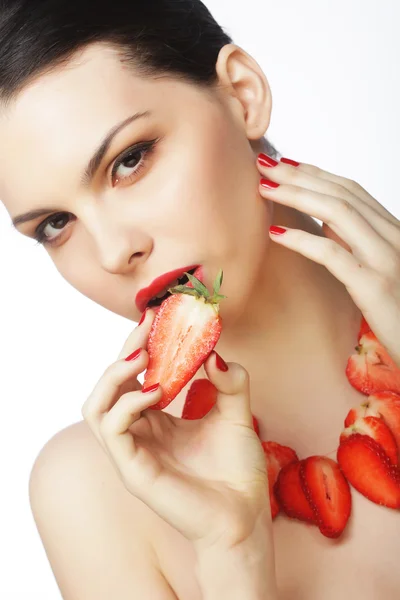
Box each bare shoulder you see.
[29,420,178,599]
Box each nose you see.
[84,212,152,275]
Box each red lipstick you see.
[135,265,204,313]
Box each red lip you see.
[135,265,203,313]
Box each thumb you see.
[203,350,253,427]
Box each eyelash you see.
[33,139,159,247]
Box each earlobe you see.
[215,43,272,140]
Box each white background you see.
[0,1,399,598]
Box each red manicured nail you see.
[138,308,148,326]
[260,178,280,189]
[258,153,279,167]
[142,383,160,394]
[125,347,142,362]
[280,157,300,167]
[214,351,229,372]
[270,226,287,235]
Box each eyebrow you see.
[80,110,151,187]
[11,110,151,229]
[12,206,60,228]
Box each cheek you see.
[51,239,106,302]
[57,254,130,316]
[53,247,94,297]
[183,131,269,258]
[187,125,272,319]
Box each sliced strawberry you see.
[363,392,400,460]
[346,331,400,396]
[274,460,315,524]
[340,415,398,466]
[144,270,225,410]
[262,441,299,520]
[181,379,261,440]
[358,316,372,341]
[252,415,260,437]
[344,406,363,428]
[337,433,400,508]
[300,456,352,538]
[181,378,218,419]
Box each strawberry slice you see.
[144,269,226,410]
[337,433,400,508]
[300,456,352,538]
[346,331,400,396]
[181,379,260,438]
[340,414,398,466]
[344,392,400,462]
[252,415,260,437]
[181,379,218,419]
[358,316,372,341]
[274,460,315,524]
[365,392,400,458]
[262,441,299,520]
[344,407,361,428]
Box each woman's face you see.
[0,43,272,325]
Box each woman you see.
[1,0,399,598]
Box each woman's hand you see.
[81,308,270,553]
[257,154,400,366]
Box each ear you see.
[214,43,272,141]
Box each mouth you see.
[135,265,202,313]
[146,268,198,309]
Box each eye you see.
[34,213,75,247]
[111,139,158,187]
[33,138,159,247]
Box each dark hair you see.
[0,0,279,158]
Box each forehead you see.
[0,43,195,215]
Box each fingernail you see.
[280,157,300,167]
[270,226,287,235]
[258,153,279,167]
[260,178,280,189]
[142,383,160,394]
[125,347,142,362]
[214,351,229,372]
[138,308,148,326]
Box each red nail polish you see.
[138,308,147,326]
[125,347,142,362]
[280,157,300,167]
[258,153,279,167]
[260,178,280,189]
[270,226,287,235]
[214,351,229,372]
[142,383,160,394]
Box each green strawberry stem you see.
[167,268,227,311]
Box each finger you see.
[317,183,400,250]
[270,226,400,363]
[202,351,253,427]
[321,222,353,253]
[81,349,150,446]
[269,226,394,311]
[262,183,397,272]
[100,384,163,486]
[285,160,399,225]
[258,160,400,246]
[117,307,156,360]
[94,307,156,409]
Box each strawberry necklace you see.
[183,315,400,538]
[144,270,400,539]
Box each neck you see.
[215,204,363,455]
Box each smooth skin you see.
[1,40,399,599]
